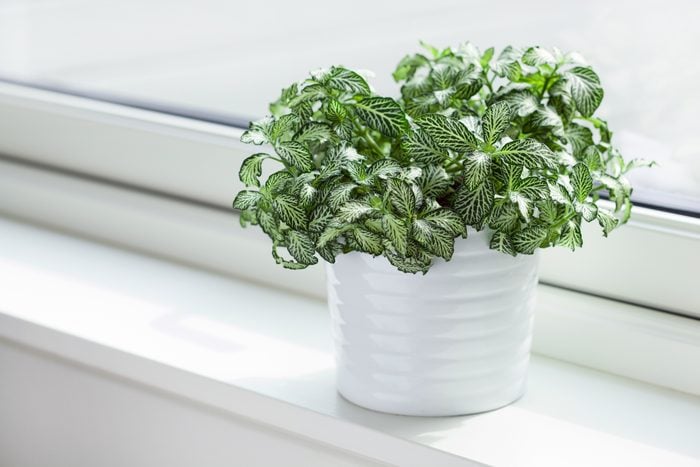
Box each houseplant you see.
[233,43,650,415]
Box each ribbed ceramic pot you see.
[326,229,539,416]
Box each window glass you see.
[1,0,698,214]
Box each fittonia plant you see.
[233,43,652,273]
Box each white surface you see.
[0,341,384,467]
[1,217,699,466]
[327,233,538,415]
[0,0,698,207]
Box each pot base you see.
[336,368,529,417]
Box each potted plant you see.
[233,43,651,416]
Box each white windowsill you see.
[1,217,699,467]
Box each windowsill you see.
[1,217,699,467]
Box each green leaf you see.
[571,163,593,202]
[423,209,466,236]
[489,203,520,232]
[576,201,598,222]
[295,122,335,144]
[389,179,417,216]
[548,182,572,204]
[530,106,564,136]
[308,205,334,234]
[417,165,450,198]
[351,227,384,255]
[490,231,516,256]
[403,130,447,164]
[454,179,495,227]
[565,123,594,158]
[510,192,532,220]
[240,117,274,145]
[317,222,345,247]
[515,177,548,199]
[522,46,556,66]
[566,67,604,117]
[385,250,432,274]
[558,220,583,251]
[239,153,269,187]
[382,213,409,255]
[492,46,522,79]
[482,102,513,145]
[354,97,406,136]
[368,159,402,180]
[328,182,357,209]
[275,141,314,171]
[264,171,293,194]
[233,190,262,210]
[495,139,556,169]
[273,194,306,230]
[286,230,318,265]
[416,114,479,151]
[597,208,619,236]
[512,226,548,254]
[338,201,376,223]
[537,199,558,224]
[324,67,371,95]
[412,219,455,260]
[463,151,492,189]
[501,91,539,117]
[326,99,348,124]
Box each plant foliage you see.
[233,44,652,273]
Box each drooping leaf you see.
[382,212,409,255]
[558,219,583,251]
[354,97,407,136]
[286,230,318,265]
[233,190,262,210]
[273,194,306,230]
[576,201,598,222]
[412,219,455,260]
[571,163,593,202]
[490,231,516,256]
[422,209,466,236]
[239,153,269,187]
[512,226,548,254]
[351,227,384,255]
[597,208,619,236]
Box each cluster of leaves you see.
[233,44,651,273]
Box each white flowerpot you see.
[326,229,539,416]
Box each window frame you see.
[1,80,698,318]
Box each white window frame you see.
[1,80,698,319]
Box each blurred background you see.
[0,0,698,214]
